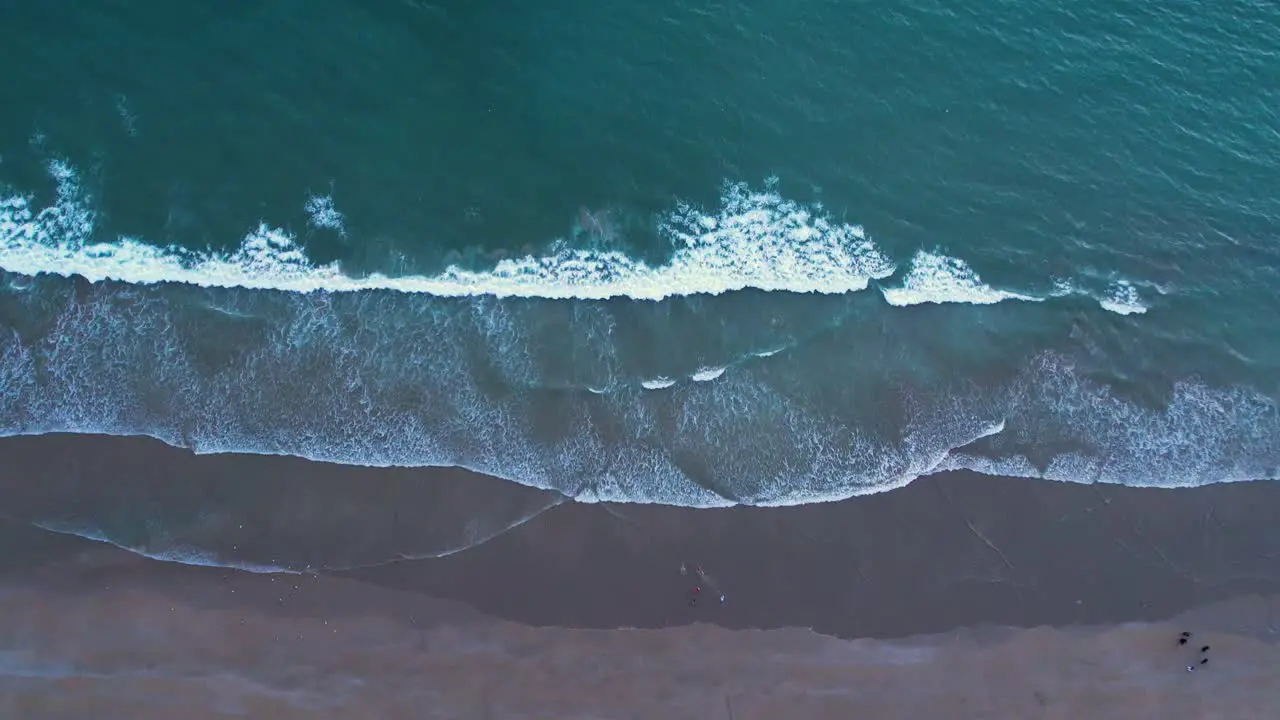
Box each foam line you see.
[1,166,895,300]
[2,163,1154,315]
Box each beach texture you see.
[3,557,1278,719]
[1,435,1278,718]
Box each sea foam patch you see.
[1051,278,1150,316]
[881,251,1156,317]
[304,193,347,236]
[1097,280,1148,315]
[880,251,1042,306]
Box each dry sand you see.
[0,550,1276,719]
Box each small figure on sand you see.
[694,564,726,603]
[682,562,727,606]
[1181,632,1211,671]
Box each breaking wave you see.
[0,162,1241,509]
[0,162,1149,313]
[0,267,1274,508]
[881,251,1041,306]
[1,165,896,300]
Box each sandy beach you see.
[0,544,1276,719]
[0,434,1278,718]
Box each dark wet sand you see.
[1,433,1279,717]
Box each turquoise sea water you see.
[1,0,1279,509]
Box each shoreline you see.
[3,432,1280,716]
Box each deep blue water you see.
[1,0,1279,509]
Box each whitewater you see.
[7,161,1274,509]
[1,162,1148,313]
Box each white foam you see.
[304,193,346,236]
[31,521,297,575]
[691,366,726,382]
[0,163,1162,316]
[1053,277,1150,316]
[0,167,896,301]
[0,163,1230,510]
[641,377,676,390]
[1098,280,1148,315]
[739,415,1013,508]
[2,293,1276,507]
[881,251,1042,306]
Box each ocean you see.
[2,0,1279,511]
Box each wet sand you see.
[1,433,1279,717]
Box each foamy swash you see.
[2,162,1242,510]
[1,286,1276,508]
[0,162,1147,312]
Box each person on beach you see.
[1183,636,1211,671]
[693,564,727,604]
[682,561,728,606]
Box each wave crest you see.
[881,251,1041,306]
[1,167,896,300]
